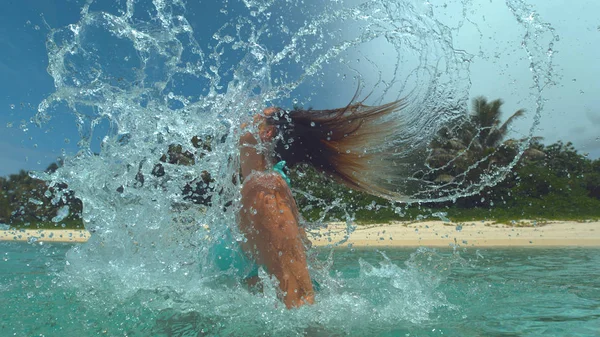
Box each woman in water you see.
[238,100,405,308]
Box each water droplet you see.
[51,205,70,223]
[28,198,43,206]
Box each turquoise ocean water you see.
[2,242,599,336]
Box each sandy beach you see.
[1,220,599,247]
[309,220,600,248]
[0,228,91,243]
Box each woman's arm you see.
[239,108,278,179]
[238,108,314,308]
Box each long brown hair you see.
[267,100,415,200]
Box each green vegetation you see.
[0,137,214,230]
[1,97,599,229]
[289,142,600,225]
[291,97,600,224]
[0,164,84,229]
[425,96,527,183]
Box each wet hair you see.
[266,100,410,200]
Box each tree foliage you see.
[290,97,600,223]
[424,96,537,184]
[0,164,83,229]
[2,100,599,228]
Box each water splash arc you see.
[31,0,555,332]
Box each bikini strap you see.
[273,161,291,187]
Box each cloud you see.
[585,109,600,125]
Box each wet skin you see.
[238,108,315,308]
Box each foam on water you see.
[31,0,556,333]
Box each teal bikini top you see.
[273,161,291,187]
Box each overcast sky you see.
[1,0,598,177]
[467,0,600,158]
[315,0,600,158]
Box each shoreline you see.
[1,220,599,247]
[308,220,600,248]
[0,229,91,243]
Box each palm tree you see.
[425,96,535,183]
[471,96,525,149]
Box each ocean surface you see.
[1,242,599,337]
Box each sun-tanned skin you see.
[238,108,315,308]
